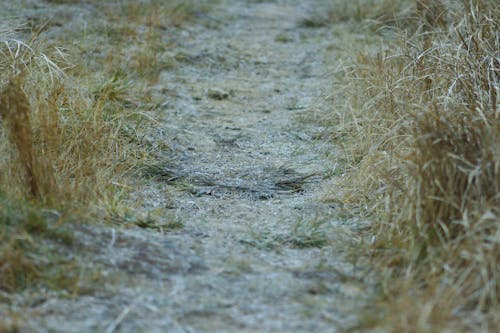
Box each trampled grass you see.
[329,0,500,331]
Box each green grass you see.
[243,217,331,251]
[0,196,75,292]
[288,217,330,249]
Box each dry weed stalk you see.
[0,76,40,198]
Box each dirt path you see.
[13,1,368,332]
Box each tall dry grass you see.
[0,36,128,207]
[331,0,499,331]
[0,76,41,198]
[0,29,135,298]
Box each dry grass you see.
[0,0,218,294]
[0,26,131,295]
[95,1,193,82]
[0,76,40,198]
[0,36,128,206]
[329,0,413,23]
[330,0,500,331]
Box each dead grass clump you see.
[0,33,128,294]
[0,36,129,207]
[333,0,500,331]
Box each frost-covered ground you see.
[1,1,370,332]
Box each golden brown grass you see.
[0,31,132,297]
[0,76,40,198]
[329,0,500,331]
[0,0,218,296]
[0,36,128,207]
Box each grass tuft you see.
[0,33,131,207]
[330,0,500,331]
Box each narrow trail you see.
[21,1,367,332]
